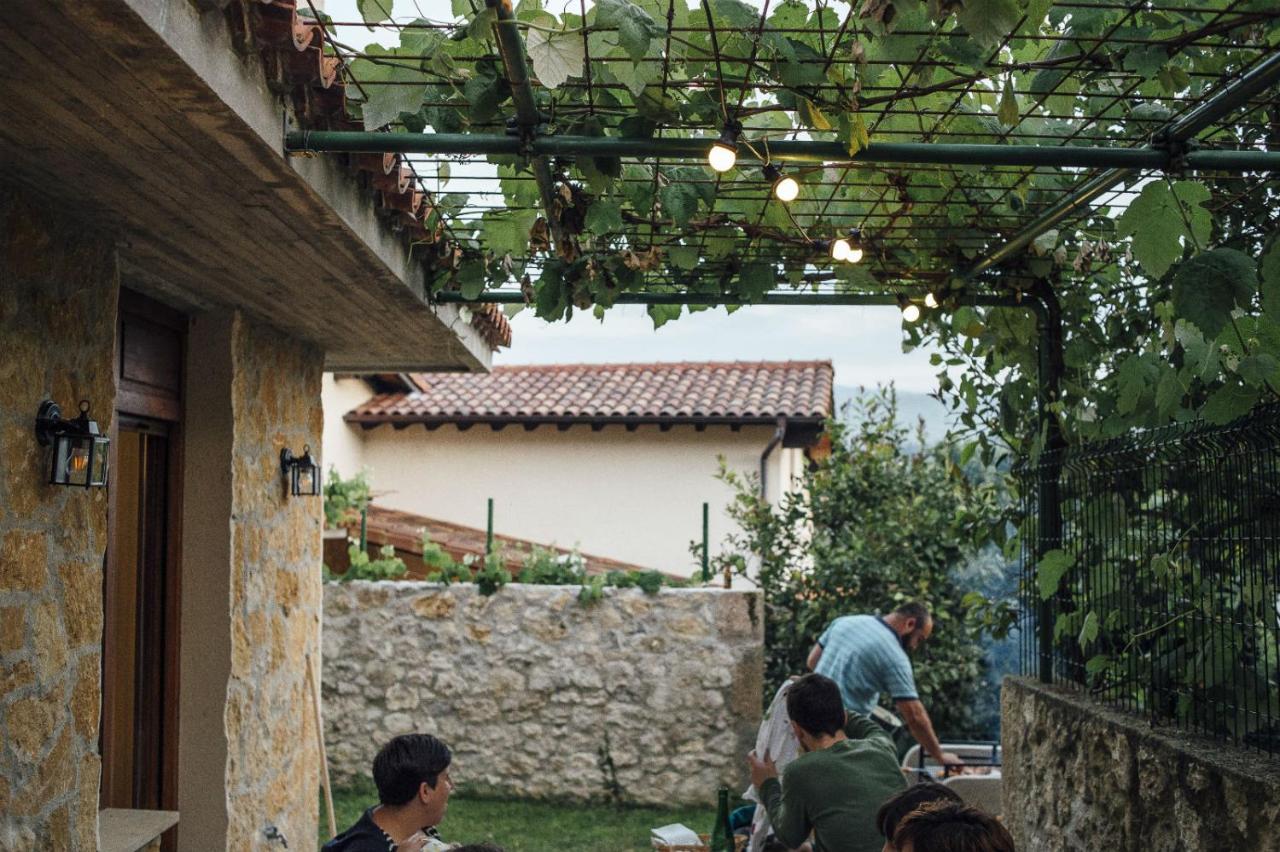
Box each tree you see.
[710,387,1005,736]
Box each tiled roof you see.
[346,360,834,426]
[229,0,511,351]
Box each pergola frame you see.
[285,5,1280,684]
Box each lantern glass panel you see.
[90,435,110,487]
[53,434,94,487]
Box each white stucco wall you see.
[321,374,373,479]
[358,423,802,574]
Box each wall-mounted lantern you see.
[280,445,321,497]
[35,400,110,488]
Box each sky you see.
[323,0,950,393]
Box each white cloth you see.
[743,678,802,852]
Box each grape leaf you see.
[1201,381,1259,425]
[596,0,661,62]
[1116,181,1211,279]
[361,67,428,131]
[584,198,624,235]
[668,245,699,270]
[1078,610,1099,647]
[358,0,393,25]
[957,0,1022,49]
[737,262,776,301]
[1238,353,1279,389]
[647,304,682,329]
[527,26,585,90]
[1036,549,1074,601]
[1171,248,1257,339]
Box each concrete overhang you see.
[0,0,492,373]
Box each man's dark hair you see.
[891,801,1015,852]
[372,734,452,806]
[785,673,846,737]
[894,601,931,623]
[876,782,963,839]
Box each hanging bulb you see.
[924,292,939,309]
[846,245,864,263]
[829,238,852,262]
[708,122,741,173]
[902,303,922,323]
[763,163,799,203]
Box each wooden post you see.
[306,652,337,839]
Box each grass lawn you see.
[322,778,718,851]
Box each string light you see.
[708,121,741,173]
[898,295,922,323]
[924,292,939,309]
[829,238,852,262]
[763,163,799,203]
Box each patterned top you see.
[322,809,450,851]
[813,615,918,715]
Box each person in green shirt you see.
[747,673,908,852]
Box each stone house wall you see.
[0,189,119,849]
[1002,676,1280,851]
[223,315,324,850]
[323,582,764,807]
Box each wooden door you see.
[102,290,184,829]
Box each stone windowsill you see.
[98,809,179,852]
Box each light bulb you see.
[902,303,922,323]
[773,175,800,203]
[924,292,939,309]
[845,245,864,264]
[708,142,737,173]
[830,238,852,262]
[67,447,89,474]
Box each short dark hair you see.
[891,801,1015,852]
[372,734,452,806]
[894,602,931,624]
[876,783,963,839]
[785,674,846,737]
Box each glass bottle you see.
[709,786,733,851]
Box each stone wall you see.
[1002,677,1280,851]
[223,315,324,850]
[0,187,118,849]
[323,582,763,806]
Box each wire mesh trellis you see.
[300,0,1280,294]
[1018,403,1280,754]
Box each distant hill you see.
[834,385,954,448]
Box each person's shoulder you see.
[322,809,389,852]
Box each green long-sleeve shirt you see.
[759,714,907,852]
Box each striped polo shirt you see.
[814,614,918,715]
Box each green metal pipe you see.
[285,130,1280,171]
[485,0,567,252]
[486,497,494,556]
[434,290,1025,307]
[968,50,1280,279]
[701,498,711,583]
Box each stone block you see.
[57,560,102,649]
[1,531,48,593]
[0,605,26,654]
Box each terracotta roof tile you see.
[229,0,511,351]
[347,360,834,426]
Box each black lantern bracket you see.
[280,444,321,497]
[35,399,111,488]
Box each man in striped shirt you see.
[808,602,960,768]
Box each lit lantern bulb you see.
[773,175,800,203]
[829,238,852,262]
[902,303,922,323]
[924,292,939,309]
[845,245,864,264]
[708,142,737,173]
[67,447,89,474]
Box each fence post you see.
[359,507,367,553]
[486,497,494,556]
[1031,283,1067,685]
[701,502,710,583]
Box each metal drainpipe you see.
[760,416,787,502]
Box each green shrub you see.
[323,468,371,529]
[339,544,407,582]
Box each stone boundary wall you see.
[1002,676,1280,851]
[323,581,763,806]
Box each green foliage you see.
[341,544,408,582]
[323,468,371,529]
[474,549,513,596]
[709,388,1008,736]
